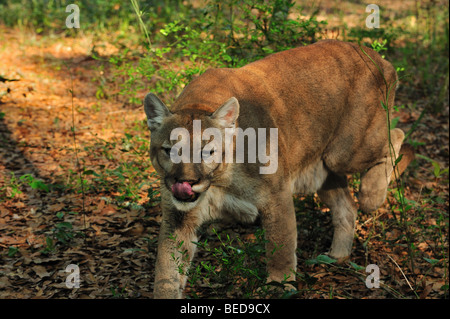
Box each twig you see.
[63,61,87,233]
[361,209,386,226]
[387,254,418,298]
[130,0,152,49]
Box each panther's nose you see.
[175,178,200,186]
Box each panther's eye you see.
[162,147,171,156]
[202,148,215,159]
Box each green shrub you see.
[172,228,297,298]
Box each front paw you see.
[154,280,183,299]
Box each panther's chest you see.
[198,187,259,224]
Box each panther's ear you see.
[144,93,171,131]
[210,97,240,128]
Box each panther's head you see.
[144,93,239,211]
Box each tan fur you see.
[144,40,414,298]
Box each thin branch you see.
[387,254,419,298]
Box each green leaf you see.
[83,169,100,177]
[415,154,434,163]
[8,246,18,257]
[45,237,54,250]
[349,261,365,271]
[123,248,145,253]
[317,254,337,264]
[34,180,49,192]
[56,222,72,229]
[305,254,337,265]
[394,153,404,166]
[432,161,441,178]
[424,257,440,265]
[390,116,400,129]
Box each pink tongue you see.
[171,182,195,199]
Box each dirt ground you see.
[0,4,448,299]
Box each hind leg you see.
[359,128,404,213]
[318,173,357,259]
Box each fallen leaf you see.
[33,265,51,278]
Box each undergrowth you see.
[0,0,448,299]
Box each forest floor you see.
[0,21,448,299]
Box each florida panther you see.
[144,40,414,298]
